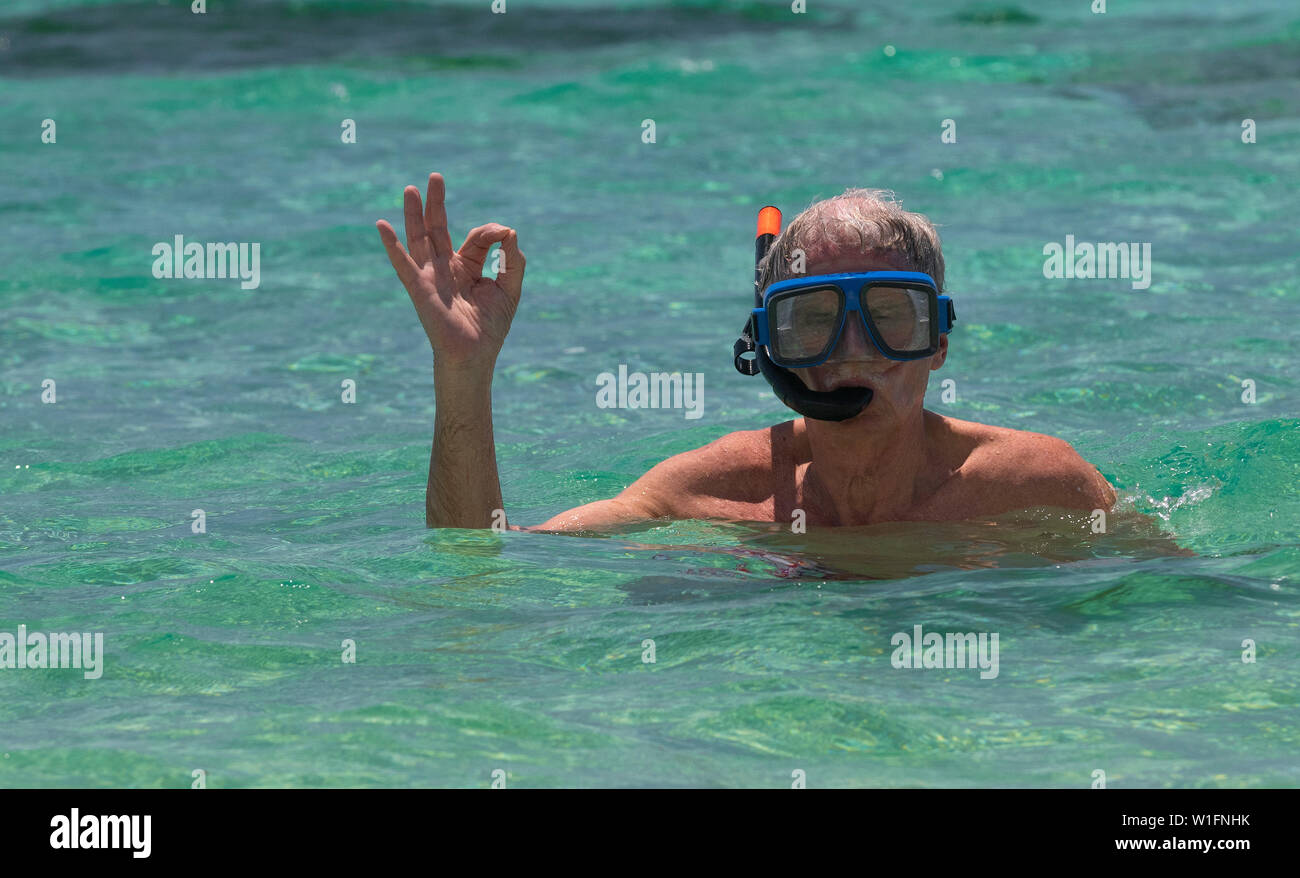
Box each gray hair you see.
[756,188,946,293]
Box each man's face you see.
[792,248,947,423]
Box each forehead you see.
[803,245,912,276]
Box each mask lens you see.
[865,286,932,354]
[770,286,842,363]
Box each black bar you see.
[1,789,1288,865]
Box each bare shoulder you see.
[946,416,1117,512]
[623,423,798,518]
[638,424,786,489]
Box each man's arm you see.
[378,172,700,532]
[376,174,750,533]
[527,470,674,533]
[527,430,765,532]
[428,370,503,528]
[376,172,524,529]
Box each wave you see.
[0,0,848,76]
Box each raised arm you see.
[376,172,524,528]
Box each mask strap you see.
[733,318,759,376]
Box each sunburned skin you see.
[377,173,1118,534]
[535,411,1116,531]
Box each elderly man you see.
[377,173,1116,531]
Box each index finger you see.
[497,229,525,302]
[458,223,511,270]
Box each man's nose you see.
[833,311,881,360]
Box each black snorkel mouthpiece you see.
[732,205,873,422]
[755,350,873,421]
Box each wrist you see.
[435,362,493,400]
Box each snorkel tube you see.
[733,206,874,422]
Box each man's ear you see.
[929,334,948,371]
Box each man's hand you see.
[376,172,525,373]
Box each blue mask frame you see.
[751,271,954,368]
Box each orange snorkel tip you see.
[754,205,781,304]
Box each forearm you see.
[427,369,504,528]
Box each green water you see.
[0,0,1297,787]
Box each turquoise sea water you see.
[1,0,1297,787]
